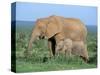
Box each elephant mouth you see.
[39,36,45,39]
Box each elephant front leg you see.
[48,38,56,58]
[55,41,64,57]
[55,45,60,57]
[48,40,53,57]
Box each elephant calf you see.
[56,38,72,57]
[56,38,89,62]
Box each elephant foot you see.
[80,56,89,63]
[43,57,48,63]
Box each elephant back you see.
[62,18,87,43]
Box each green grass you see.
[15,26,97,73]
[16,59,96,73]
[16,54,96,73]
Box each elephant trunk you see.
[25,28,39,56]
[28,34,36,51]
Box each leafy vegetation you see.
[15,23,97,72]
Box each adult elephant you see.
[24,15,89,62]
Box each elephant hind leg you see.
[80,45,89,63]
[80,56,89,63]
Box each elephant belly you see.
[70,32,82,41]
[64,27,84,41]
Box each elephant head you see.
[26,16,63,54]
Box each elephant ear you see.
[46,16,63,39]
